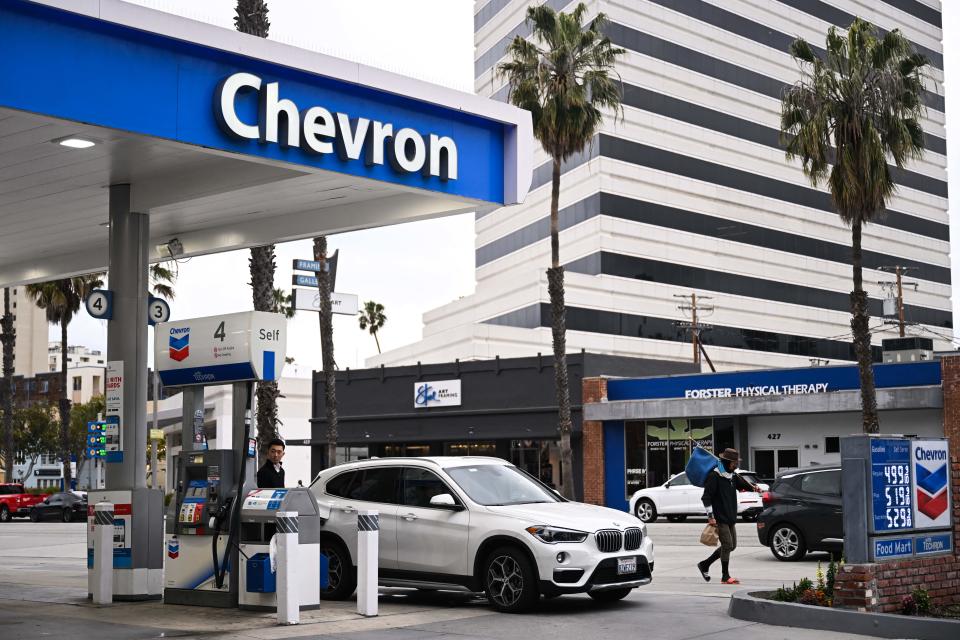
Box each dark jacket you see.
[256,462,285,489]
[701,468,751,525]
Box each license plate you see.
[617,557,637,575]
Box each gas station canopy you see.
[0,0,533,286]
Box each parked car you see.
[756,465,842,561]
[629,470,766,523]
[28,491,88,523]
[0,484,46,522]
[310,457,654,612]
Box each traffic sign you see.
[148,296,171,326]
[293,288,359,315]
[85,290,113,320]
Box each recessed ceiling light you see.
[53,136,96,149]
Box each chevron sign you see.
[169,328,190,362]
[912,440,951,528]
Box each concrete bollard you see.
[92,502,114,605]
[276,511,300,625]
[356,510,379,617]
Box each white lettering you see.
[260,81,300,147]
[428,134,458,180]
[335,114,371,161]
[391,127,426,173]
[368,121,393,165]
[301,106,335,154]
[215,72,261,140]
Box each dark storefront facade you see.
[310,353,695,499]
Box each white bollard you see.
[276,511,300,625]
[356,510,379,617]
[92,502,114,605]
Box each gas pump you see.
[155,311,286,609]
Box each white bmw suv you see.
[310,457,654,612]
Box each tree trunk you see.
[1,288,14,483]
[314,237,339,469]
[373,332,381,354]
[237,0,278,457]
[249,245,281,455]
[59,321,72,487]
[548,157,574,499]
[850,218,879,433]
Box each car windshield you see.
[738,472,760,485]
[444,464,560,506]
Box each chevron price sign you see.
[911,440,951,529]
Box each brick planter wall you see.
[833,355,960,612]
[582,377,607,506]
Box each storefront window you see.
[625,422,646,494]
[444,442,496,457]
[509,440,557,488]
[382,444,431,457]
[642,418,715,491]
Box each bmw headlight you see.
[525,525,588,544]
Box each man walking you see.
[697,448,755,585]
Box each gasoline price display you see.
[871,439,913,533]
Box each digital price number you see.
[871,440,913,532]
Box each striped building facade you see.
[373,0,949,371]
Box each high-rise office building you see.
[374,0,949,371]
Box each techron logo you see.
[214,73,458,181]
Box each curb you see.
[728,590,960,640]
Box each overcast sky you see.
[64,0,960,374]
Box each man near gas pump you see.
[256,439,286,488]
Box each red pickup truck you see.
[0,484,46,522]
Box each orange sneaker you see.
[721,577,740,585]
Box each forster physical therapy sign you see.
[215,73,458,181]
[684,383,829,399]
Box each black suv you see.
[756,465,842,561]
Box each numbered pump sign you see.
[154,311,287,387]
[841,436,953,563]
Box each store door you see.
[752,449,800,482]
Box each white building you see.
[0,287,49,378]
[49,343,107,371]
[373,0,949,371]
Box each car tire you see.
[29,510,41,523]
[635,499,657,523]
[666,515,687,523]
[770,524,806,561]
[62,508,73,523]
[483,546,539,613]
[0,506,10,523]
[319,539,357,600]
[588,587,633,603]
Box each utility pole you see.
[878,266,917,338]
[675,293,714,367]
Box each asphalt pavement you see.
[0,518,888,640]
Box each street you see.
[0,519,881,640]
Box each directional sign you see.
[292,251,338,288]
[293,274,319,287]
[148,296,171,326]
[293,259,323,272]
[294,288,359,315]
[85,290,113,320]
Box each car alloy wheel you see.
[483,546,538,613]
[319,540,356,600]
[62,508,73,523]
[29,510,41,522]
[0,506,9,523]
[635,499,657,523]
[771,524,805,561]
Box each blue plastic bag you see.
[685,446,721,487]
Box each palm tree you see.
[358,301,387,354]
[781,20,927,434]
[314,236,338,468]
[498,3,624,497]
[149,262,177,301]
[25,274,104,487]
[1,288,14,483]
[234,0,280,454]
[271,288,295,319]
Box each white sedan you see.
[628,471,767,523]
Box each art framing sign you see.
[414,379,461,408]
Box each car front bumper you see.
[532,534,654,596]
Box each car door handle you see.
[402,512,418,521]
[339,505,357,514]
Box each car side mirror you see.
[664,482,671,489]
[429,493,463,510]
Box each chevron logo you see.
[169,331,190,362]
[916,462,948,520]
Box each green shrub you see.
[912,587,931,615]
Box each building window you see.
[825,437,840,454]
[40,380,49,393]
[73,376,82,391]
[92,376,101,392]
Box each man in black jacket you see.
[256,439,286,489]
[697,448,756,585]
